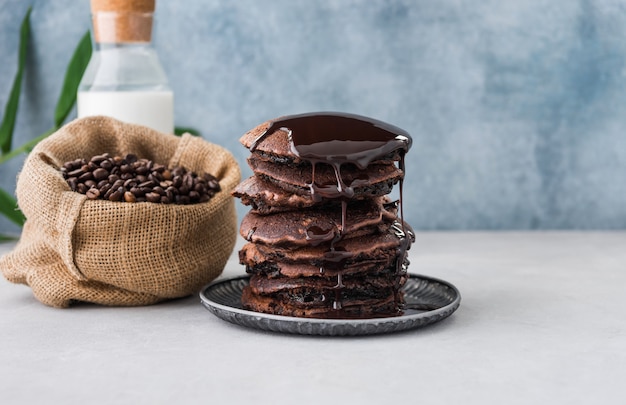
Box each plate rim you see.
[199,273,461,326]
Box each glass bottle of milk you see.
[77,0,173,134]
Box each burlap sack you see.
[0,116,240,307]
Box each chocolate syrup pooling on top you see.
[252,112,413,315]
[264,112,410,166]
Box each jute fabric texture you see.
[0,116,240,307]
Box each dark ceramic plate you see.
[199,274,461,336]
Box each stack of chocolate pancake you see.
[233,112,413,318]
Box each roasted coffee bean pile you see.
[60,153,221,204]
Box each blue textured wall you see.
[1,0,626,234]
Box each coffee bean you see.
[77,183,89,194]
[184,174,194,189]
[100,160,113,170]
[138,180,154,188]
[67,177,78,191]
[124,191,136,203]
[207,179,219,190]
[111,179,125,190]
[146,192,161,203]
[99,183,112,195]
[78,172,94,182]
[153,186,165,196]
[108,187,123,202]
[103,185,115,200]
[86,188,100,200]
[123,179,136,188]
[93,168,109,180]
[68,168,84,177]
[194,183,205,194]
[90,154,107,164]
[62,154,220,204]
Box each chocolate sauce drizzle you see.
[252,112,412,315]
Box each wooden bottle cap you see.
[91,0,155,13]
[91,0,156,43]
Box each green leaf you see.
[174,126,201,137]
[0,127,55,165]
[54,30,92,128]
[0,7,31,154]
[0,30,92,166]
[0,234,19,242]
[0,187,25,227]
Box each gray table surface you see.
[1,232,625,405]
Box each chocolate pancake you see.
[239,230,403,269]
[247,155,403,200]
[233,174,397,214]
[241,280,404,319]
[242,271,406,318]
[232,176,320,214]
[239,197,396,247]
[246,258,400,279]
[248,272,405,296]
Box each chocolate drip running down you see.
[250,112,412,313]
